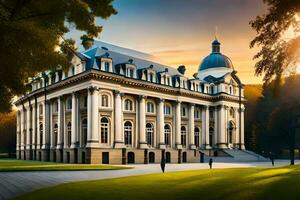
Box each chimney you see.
[82,37,94,50]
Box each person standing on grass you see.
[209,158,213,169]
[160,157,166,173]
[269,152,275,166]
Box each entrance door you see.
[102,152,109,164]
[66,152,70,163]
[74,149,78,164]
[149,152,155,163]
[182,152,187,163]
[82,152,86,164]
[127,152,135,164]
[166,152,171,163]
[53,151,56,162]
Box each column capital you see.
[138,95,146,101]
[88,86,98,94]
[114,90,124,97]
[202,105,209,110]
[190,103,195,107]
[156,98,165,103]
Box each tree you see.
[0,0,117,112]
[0,111,16,157]
[250,0,300,83]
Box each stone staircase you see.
[222,149,268,162]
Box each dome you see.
[198,39,233,71]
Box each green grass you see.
[14,164,300,200]
[0,159,130,171]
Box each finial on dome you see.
[214,26,218,40]
[212,27,220,53]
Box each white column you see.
[87,87,99,148]
[20,108,25,150]
[234,108,239,148]
[201,105,210,149]
[114,91,125,148]
[217,105,227,148]
[16,111,20,151]
[42,102,47,149]
[55,72,59,82]
[32,102,36,150]
[157,98,165,149]
[139,95,148,149]
[26,106,31,150]
[214,107,218,148]
[240,107,245,149]
[189,104,196,149]
[175,101,182,149]
[36,104,40,149]
[50,101,54,149]
[71,93,77,148]
[57,96,63,149]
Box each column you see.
[26,106,31,150]
[114,91,125,148]
[71,93,77,148]
[189,104,196,149]
[201,105,210,149]
[42,102,47,149]
[55,72,59,82]
[240,107,245,149]
[36,104,40,149]
[16,111,20,152]
[139,95,148,149]
[57,96,63,149]
[235,108,240,148]
[175,101,182,149]
[20,108,24,150]
[157,98,165,149]
[214,107,218,148]
[217,105,227,148]
[50,101,54,149]
[32,102,36,154]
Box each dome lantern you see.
[212,39,220,53]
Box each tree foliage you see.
[250,0,300,83]
[0,0,117,112]
[0,111,16,157]
[246,75,300,156]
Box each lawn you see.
[0,159,130,171]
[14,164,300,200]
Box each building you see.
[15,38,246,164]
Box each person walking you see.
[209,158,213,169]
[160,157,166,173]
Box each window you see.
[182,81,186,89]
[54,101,59,113]
[194,109,200,119]
[101,95,109,107]
[39,123,43,148]
[181,126,187,147]
[39,104,43,115]
[195,127,200,148]
[127,68,134,78]
[167,77,170,86]
[229,108,235,118]
[83,96,87,108]
[211,85,214,94]
[146,102,155,113]
[229,86,232,94]
[101,117,109,143]
[164,104,171,115]
[149,73,154,82]
[124,99,133,111]
[164,124,171,146]
[146,123,154,147]
[53,124,58,146]
[66,98,72,110]
[182,106,187,117]
[105,62,110,72]
[67,122,72,147]
[124,121,132,145]
[82,119,87,146]
[72,66,75,75]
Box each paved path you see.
[0,160,298,200]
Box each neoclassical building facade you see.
[15,38,246,164]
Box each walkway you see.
[0,160,297,200]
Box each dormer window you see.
[71,66,75,76]
[105,62,110,72]
[149,73,154,82]
[126,67,135,78]
[167,77,170,86]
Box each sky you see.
[69,0,267,84]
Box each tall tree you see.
[250,0,300,83]
[0,0,117,112]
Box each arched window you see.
[53,124,58,146]
[229,108,235,118]
[101,117,109,143]
[164,104,171,115]
[101,95,109,107]
[67,122,72,147]
[82,119,87,146]
[146,123,154,147]
[39,123,43,148]
[124,99,133,111]
[146,102,155,113]
[164,124,171,146]
[124,121,132,145]
[181,126,187,147]
[194,127,200,148]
